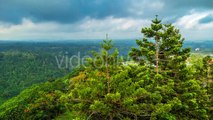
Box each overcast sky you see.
[0,0,213,40]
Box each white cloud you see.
[175,10,213,40]
[0,11,213,41]
[175,10,213,29]
[0,17,150,40]
[80,16,150,31]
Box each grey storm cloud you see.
[0,0,213,40]
[164,0,213,9]
[0,0,212,24]
[0,0,130,23]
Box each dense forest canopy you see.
[0,40,137,104]
[0,17,212,120]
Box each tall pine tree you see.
[129,16,209,120]
[129,15,190,79]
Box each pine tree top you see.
[152,15,161,24]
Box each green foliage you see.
[129,16,190,78]
[0,66,84,120]
[0,51,69,104]
[61,17,209,119]
[0,79,66,120]
[128,16,209,120]
[0,17,212,120]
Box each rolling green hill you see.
[0,36,212,119]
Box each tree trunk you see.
[106,59,110,93]
[155,36,159,74]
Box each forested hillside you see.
[0,50,69,104]
[0,17,212,120]
[0,40,137,104]
[0,40,211,105]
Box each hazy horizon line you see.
[0,39,212,42]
